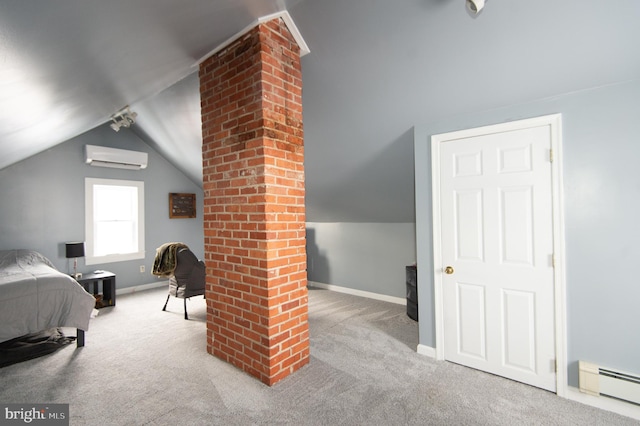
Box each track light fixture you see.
[466,0,486,14]
[109,106,138,132]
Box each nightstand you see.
[77,271,116,308]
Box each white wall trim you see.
[430,114,567,393]
[549,114,569,398]
[417,344,436,358]
[308,281,406,305]
[565,387,640,421]
[430,131,445,360]
[195,10,309,67]
[84,178,145,266]
[257,11,310,56]
[116,280,167,296]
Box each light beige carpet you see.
[0,286,637,425]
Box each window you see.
[85,178,144,265]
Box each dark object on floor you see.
[0,328,75,368]
[156,244,205,320]
[406,265,418,321]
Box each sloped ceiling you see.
[294,0,640,222]
[0,0,305,183]
[2,0,640,223]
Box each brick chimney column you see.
[199,18,308,386]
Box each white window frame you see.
[85,177,145,265]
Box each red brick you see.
[202,18,308,387]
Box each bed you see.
[0,249,95,347]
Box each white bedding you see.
[0,249,96,343]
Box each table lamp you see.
[65,241,85,279]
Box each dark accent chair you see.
[161,247,205,320]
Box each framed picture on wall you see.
[169,193,196,218]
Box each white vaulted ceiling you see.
[2,0,639,222]
[0,0,306,184]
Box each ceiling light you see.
[109,106,137,132]
[466,0,486,14]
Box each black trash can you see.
[406,265,418,321]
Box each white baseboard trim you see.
[308,281,406,305]
[417,344,436,358]
[117,280,167,295]
[565,386,640,421]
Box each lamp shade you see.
[65,242,85,258]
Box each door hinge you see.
[551,359,557,373]
[549,149,554,163]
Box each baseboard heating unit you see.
[579,361,640,405]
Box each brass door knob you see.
[444,266,454,275]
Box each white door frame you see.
[430,114,567,396]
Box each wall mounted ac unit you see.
[85,145,148,170]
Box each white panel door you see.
[439,125,556,391]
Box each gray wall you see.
[0,124,204,290]
[292,0,640,389]
[306,222,415,299]
[423,80,640,387]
